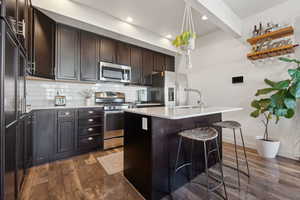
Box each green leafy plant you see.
[250,57,300,141]
[172,31,196,48]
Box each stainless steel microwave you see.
[99,62,131,83]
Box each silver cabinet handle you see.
[88,128,93,131]
[65,112,70,115]
[88,119,94,122]
[88,111,94,114]
[88,137,93,141]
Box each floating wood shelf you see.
[247,26,294,45]
[247,44,299,60]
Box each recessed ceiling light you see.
[166,34,172,39]
[201,15,208,21]
[126,17,133,23]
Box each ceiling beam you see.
[185,0,242,38]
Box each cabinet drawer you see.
[57,110,75,118]
[78,125,103,136]
[78,116,103,127]
[78,135,101,149]
[78,108,103,118]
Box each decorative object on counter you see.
[247,25,298,61]
[250,57,300,158]
[55,91,66,106]
[80,89,94,106]
[172,2,196,69]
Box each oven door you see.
[104,111,124,150]
[100,62,131,83]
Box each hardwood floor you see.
[21,143,300,200]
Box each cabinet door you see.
[24,114,33,170]
[153,53,165,72]
[4,27,18,126]
[100,37,116,63]
[32,110,56,165]
[4,123,17,200]
[56,24,80,80]
[142,49,154,85]
[80,31,98,81]
[165,55,175,72]
[55,111,76,155]
[116,42,130,66]
[16,119,25,192]
[130,46,142,84]
[33,9,55,79]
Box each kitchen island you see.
[123,106,242,200]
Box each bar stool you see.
[213,121,250,188]
[172,127,228,200]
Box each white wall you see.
[178,0,300,159]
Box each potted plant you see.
[250,57,300,158]
[172,31,197,50]
[172,31,196,69]
[80,89,94,106]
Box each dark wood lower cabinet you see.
[32,110,56,165]
[31,108,104,165]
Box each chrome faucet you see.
[184,88,204,107]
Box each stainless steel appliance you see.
[99,61,131,83]
[151,71,189,107]
[95,92,132,149]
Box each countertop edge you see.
[124,107,243,120]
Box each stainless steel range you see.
[95,92,131,150]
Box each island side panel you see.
[123,112,152,200]
[151,113,222,199]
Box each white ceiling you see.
[71,0,219,39]
[223,0,288,19]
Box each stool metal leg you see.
[171,136,183,194]
[233,128,241,188]
[215,138,228,200]
[240,128,250,177]
[203,141,210,199]
[189,140,194,181]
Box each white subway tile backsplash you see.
[26,80,146,107]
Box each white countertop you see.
[125,106,243,120]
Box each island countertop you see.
[125,106,243,119]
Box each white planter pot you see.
[255,136,280,158]
[85,98,93,106]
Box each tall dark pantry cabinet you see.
[0,0,32,199]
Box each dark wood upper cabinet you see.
[56,24,80,80]
[80,31,99,82]
[100,37,116,63]
[130,46,142,84]
[116,42,130,66]
[165,55,175,72]
[33,9,56,79]
[153,53,165,72]
[142,49,154,85]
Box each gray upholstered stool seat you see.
[213,121,241,129]
[172,127,228,200]
[179,127,218,141]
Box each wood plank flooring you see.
[21,143,300,200]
